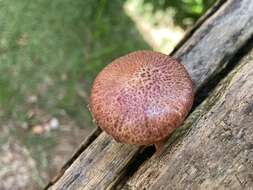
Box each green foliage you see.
[142,0,217,28]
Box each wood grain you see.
[173,0,253,90]
[47,0,253,189]
[44,127,101,189]
[122,43,253,190]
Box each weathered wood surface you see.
[46,0,253,189]
[117,45,253,190]
[174,0,253,89]
[46,127,101,187]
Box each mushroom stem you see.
[154,139,166,153]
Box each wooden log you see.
[120,42,253,190]
[47,0,253,189]
[45,127,101,188]
[173,0,253,89]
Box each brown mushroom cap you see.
[89,50,193,147]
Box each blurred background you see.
[0,0,216,189]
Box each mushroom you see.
[89,50,194,152]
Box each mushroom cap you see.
[89,50,194,145]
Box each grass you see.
[0,0,148,188]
